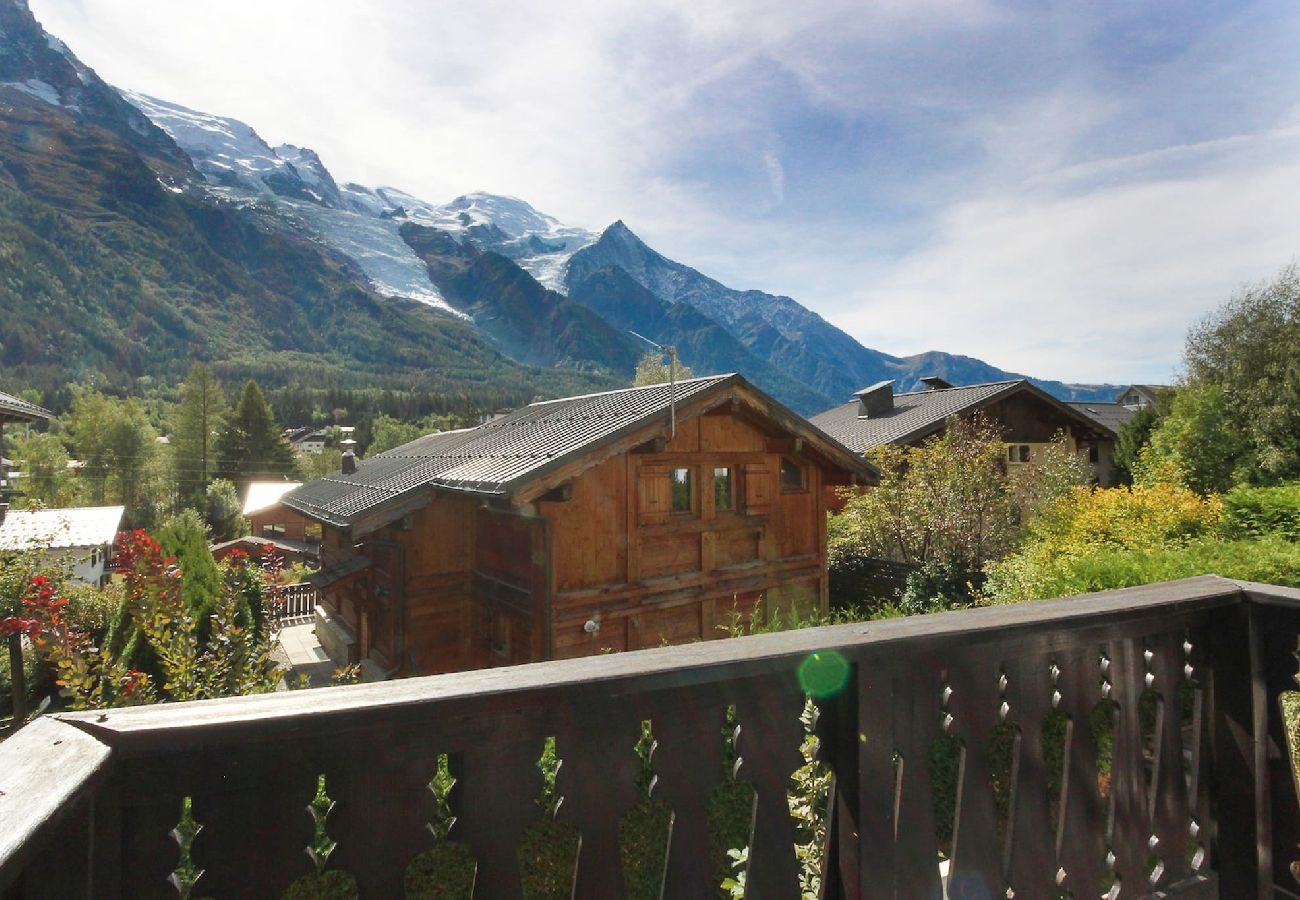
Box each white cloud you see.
[833,131,1300,382]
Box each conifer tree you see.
[214,381,296,488]
[172,364,228,506]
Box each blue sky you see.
[31,0,1300,385]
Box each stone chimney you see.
[920,375,953,390]
[855,380,895,418]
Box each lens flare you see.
[798,650,850,698]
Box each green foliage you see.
[215,381,296,487]
[1182,263,1300,484]
[171,363,228,505]
[204,478,249,542]
[982,482,1223,604]
[830,416,1015,572]
[992,535,1300,602]
[898,559,981,616]
[296,448,343,482]
[366,411,468,456]
[9,431,83,507]
[20,530,282,709]
[66,387,166,526]
[1135,382,1242,494]
[1111,395,1170,484]
[1219,481,1300,541]
[830,416,1086,613]
[633,348,694,386]
[156,509,221,638]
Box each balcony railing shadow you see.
[1,574,1298,899]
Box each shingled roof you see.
[0,391,52,424]
[1067,401,1137,433]
[811,379,1114,454]
[285,374,874,530]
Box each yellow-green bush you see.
[983,483,1223,603]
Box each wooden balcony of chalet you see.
[2,575,1299,899]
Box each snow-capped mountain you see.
[119,91,345,206]
[117,90,594,306]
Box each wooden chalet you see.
[811,377,1119,488]
[283,374,875,676]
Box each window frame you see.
[670,466,695,515]
[779,456,807,494]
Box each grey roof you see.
[811,380,1114,454]
[0,506,124,550]
[1067,401,1137,432]
[0,391,52,424]
[285,374,873,528]
[811,381,1023,451]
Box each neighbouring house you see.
[1116,384,1171,409]
[284,427,328,455]
[810,377,1118,488]
[0,390,52,516]
[283,374,876,677]
[243,481,315,543]
[0,505,124,586]
[212,481,318,567]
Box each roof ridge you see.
[892,379,1022,397]
[526,373,734,407]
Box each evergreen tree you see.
[172,364,228,507]
[214,381,295,488]
[204,479,249,542]
[156,509,221,637]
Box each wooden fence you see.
[1,575,1298,898]
[273,582,318,628]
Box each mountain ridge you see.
[2,0,1127,415]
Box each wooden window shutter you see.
[638,464,671,525]
[742,463,772,516]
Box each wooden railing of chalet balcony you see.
[1,575,1299,899]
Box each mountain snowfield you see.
[118,91,595,306]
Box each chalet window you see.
[713,466,733,512]
[262,523,286,537]
[1007,445,1031,463]
[1088,444,1100,464]
[671,467,693,514]
[780,457,805,493]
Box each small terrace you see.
[1,575,1298,898]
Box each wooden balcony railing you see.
[1,575,1298,899]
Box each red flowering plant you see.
[114,530,282,702]
[9,570,153,709]
[11,529,282,711]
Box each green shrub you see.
[987,535,1300,603]
[1220,482,1300,541]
